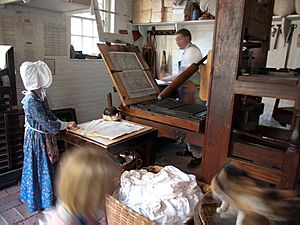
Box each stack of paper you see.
[77,119,144,140]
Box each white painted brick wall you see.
[46,59,120,123]
[1,5,120,124]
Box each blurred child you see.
[40,147,120,225]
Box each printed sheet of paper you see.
[0,15,16,46]
[24,42,35,60]
[44,23,67,56]
[76,119,144,140]
[22,18,36,60]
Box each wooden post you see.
[200,0,246,183]
[280,112,300,188]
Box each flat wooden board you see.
[98,44,160,106]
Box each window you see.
[71,0,115,56]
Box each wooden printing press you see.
[98,44,207,147]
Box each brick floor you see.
[0,190,9,199]
[0,185,106,225]
[0,185,40,225]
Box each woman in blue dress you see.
[19,61,79,213]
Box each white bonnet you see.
[20,60,52,91]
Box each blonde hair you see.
[56,147,119,218]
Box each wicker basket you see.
[106,166,160,224]
[105,165,195,225]
[106,195,156,225]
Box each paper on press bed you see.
[75,119,144,140]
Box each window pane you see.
[71,36,82,51]
[93,21,98,37]
[82,37,93,55]
[83,19,93,36]
[71,17,82,35]
[93,38,100,55]
[98,0,103,9]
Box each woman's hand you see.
[67,121,80,130]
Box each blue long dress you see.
[20,91,61,213]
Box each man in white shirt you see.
[161,28,202,103]
[161,28,203,168]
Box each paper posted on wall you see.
[77,119,144,140]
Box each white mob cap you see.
[20,60,52,91]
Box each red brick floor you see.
[0,185,41,225]
[0,184,108,225]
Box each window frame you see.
[70,0,115,56]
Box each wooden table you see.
[61,120,157,166]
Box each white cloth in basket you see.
[114,165,203,224]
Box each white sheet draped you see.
[114,165,203,225]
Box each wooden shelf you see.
[272,14,300,22]
[133,19,215,36]
[134,19,215,27]
[135,15,300,29]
